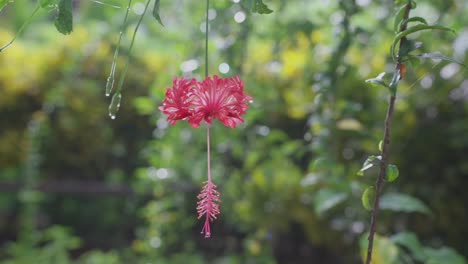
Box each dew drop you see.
[108,92,122,119]
[105,76,115,97]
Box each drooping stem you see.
[115,0,151,94]
[106,0,133,96]
[0,5,41,52]
[206,126,212,182]
[365,1,412,263]
[205,0,211,183]
[205,0,210,78]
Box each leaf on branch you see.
[389,65,401,94]
[54,0,73,35]
[359,233,400,263]
[393,4,407,33]
[244,0,273,14]
[386,164,399,182]
[399,40,423,58]
[361,186,375,211]
[365,72,389,90]
[380,193,431,214]
[397,16,428,31]
[412,52,468,68]
[391,24,455,62]
[152,0,164,26]
[357,155,381,176]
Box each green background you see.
[0,0,467,263]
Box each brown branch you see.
[365,1,412,264]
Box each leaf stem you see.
[0,4,41,52]
[365,1,412,263]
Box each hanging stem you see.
[365,1,412,263]
[205,0,211,183]
[115,0,151,94]
[0,5,41,52]
[106,0,133,96]
[205,0,210,78]
[207,126,212,182]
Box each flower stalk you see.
[159,0,251,238]
[194,126,222,238]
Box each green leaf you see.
[152,0,164,26]
[391,232,426,261]
[244,0,273,14]
[0,0,13,11]
[254,0,273,14]
[397,16,428,32]
[423,247,467,264]
[393,5,407,33]
[391,24,455,62]
[365,72,389,89]
[362,186,375,211]
[314,189,347,216]
[54,0,73,35]
[380,193,431,214]
[360,233,400,264]
[358,155,381,176]
[389,66,401,94]
[378,140,383,152]
[399,40,423,58]
[386,164,399,182]
[408,56,421,69]
[412,52,468,68]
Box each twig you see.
[365,1,412,263]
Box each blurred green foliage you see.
[0,0,468,263]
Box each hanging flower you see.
[159,75,251,128]
[158,77,196,125]
[189,75,252,128]
[196,181,221,238]
[159,75,251,238]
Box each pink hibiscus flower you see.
[159,75,251,238]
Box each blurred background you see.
[1,0,468,263]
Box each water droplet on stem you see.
[108,92,122,119]
[105,76,115,97]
